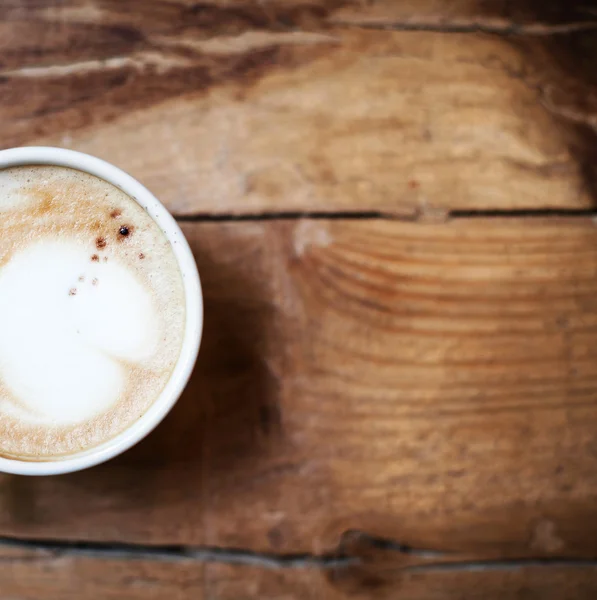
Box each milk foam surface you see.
[0,166,185,460]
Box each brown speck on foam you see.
[139,252,145,260]
[69,288,77,296]
[92,278,98,286]
[91,254,99,262]
[78,275,85,282]
[110,209,122,219]
[118,225,133,239]
[96,237,107,249]
[103,256,108,263]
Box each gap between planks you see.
[174,208,597,223]
[0,536,351,569]
[2,534,597,573]
[330,20,597,36]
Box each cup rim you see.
[0,147,203,475]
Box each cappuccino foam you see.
[0,165,185,460]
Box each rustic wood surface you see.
[3,543,597,600]
[3,0,597,215]
[3,0,597,598]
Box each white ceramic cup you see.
[0,147,203,476]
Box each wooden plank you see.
[0,545,318,600]
[331,0,597,31]
[329,533,597,598]
[327,563,597,599]
[2,218,597,558]
[0,545,207,600]
[2,544,597,600]
[1,1,594,213]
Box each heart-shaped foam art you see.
[0,239,158,425]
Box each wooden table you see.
[3,1,597,598]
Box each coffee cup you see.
[0,147,203,475]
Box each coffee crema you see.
[0,166,185,460]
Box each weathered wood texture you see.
[332,0,597,30]
[327,563,597,600]
[0,545,207,600]
[2,219,597,561]
[2,1,597,214]
[2,544,597,600]
[4,1,597,598]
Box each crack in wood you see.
[174,207,597,223]
[449,208,597,219]
[404,558,597,573]
[175,211,395,222]
[0,536,355,569]
[2,534,597,572]
[330,20,597,36]
[335,532,597,578]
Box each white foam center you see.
[0,239,159,425]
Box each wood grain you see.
[327,563,597,600]
[2,0,597,214]
[0,544,207,600]
[2,218,597,559]
[331,0,597,31]
[4,1,597,598]
[2,544,597,600]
